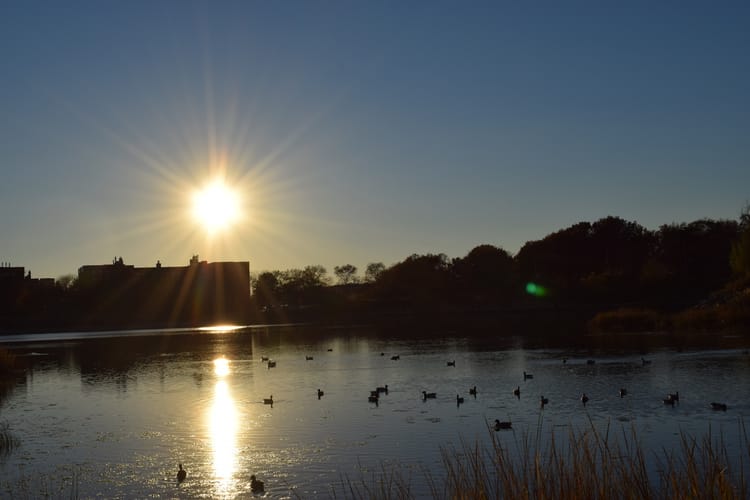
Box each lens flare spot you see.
[526,282,547,297]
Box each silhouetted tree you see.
[253,271,282,307]
[731,204,750,277]
[364,262,386,283]
[375,253,452,307]
[334,264,359,285]
[453,245,517,304]
[56,274,77,291]
[652,219,739,301]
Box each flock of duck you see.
[260,353,731,428]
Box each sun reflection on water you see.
[209,359,238,495]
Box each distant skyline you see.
[2,1,749,279]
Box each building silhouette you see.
[76,256,251,328]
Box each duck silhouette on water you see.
[494,419,512,430]
[177,463,186,483]
[250,474,265,493]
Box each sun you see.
[192,179,241,233]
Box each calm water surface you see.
[1,325,749,498]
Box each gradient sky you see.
[2,1,749,280]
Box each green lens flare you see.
[525,282,547,297]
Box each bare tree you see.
[334,264,359,285]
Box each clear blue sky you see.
[1,1,749,279]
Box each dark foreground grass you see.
[333,421,749,500]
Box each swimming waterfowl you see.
[250,474,265,493]
[667,391,679,402]
[391,355,400,360]
[494,419,512,430]
[619,388,627,398]
[267,360,276,368]
[711,402,728,411]
[306,356,314,360]
[368,394,379,403]
[513,386,520,397]
[376,385,388,394]
[370,390,379,397]
[263,395,273,405]
[456,394,464,404]
[469,386,477,396]
[580,393,589,404]
[422,391,437,399]
[663,397,675,406]
[260,356,269,362]
[641,357,652,365]
[523,371,533,380]
[540,396,549,407]
[586,359,596,365]
[317,389,324,398]
[447,360,455,367]
[177,463,186,483]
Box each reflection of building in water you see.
[76,255,250,328]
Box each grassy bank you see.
[335,422,749,500]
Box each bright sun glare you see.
[192,180,241,233]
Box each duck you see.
[523,371,533,380]
[641,357,652,365]
[619,388,627,398]
[447,360,456,367]
[469,386,477,396]
[456,394,464,405]
[580,393,589,404]
[586,359,596,365]
[711,402,728,411]
[263,395,274,405]
[177,463,187,483]
[370,390,379,397]
[391,355,400,361]
[305,356,314,361]
[667,391,679,402]
[376,385,389,394]
[562,357,568,364]
[513,386,520,397]
[540,396,549,407]
[267,360,276,368]
[422,391,437,399]
[260,356,269,362]
[494,419,512,430]
[368,394,379,403]
[317,389,324,398]
[663,396,675,406]
[250,474,265,493]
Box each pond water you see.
[1,325,749,498]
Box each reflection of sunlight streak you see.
[214,357,230,377]
[210,380,238,493]
[200,325,243,333]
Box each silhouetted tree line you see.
[2,213,750,333]
[251,215,748,325]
